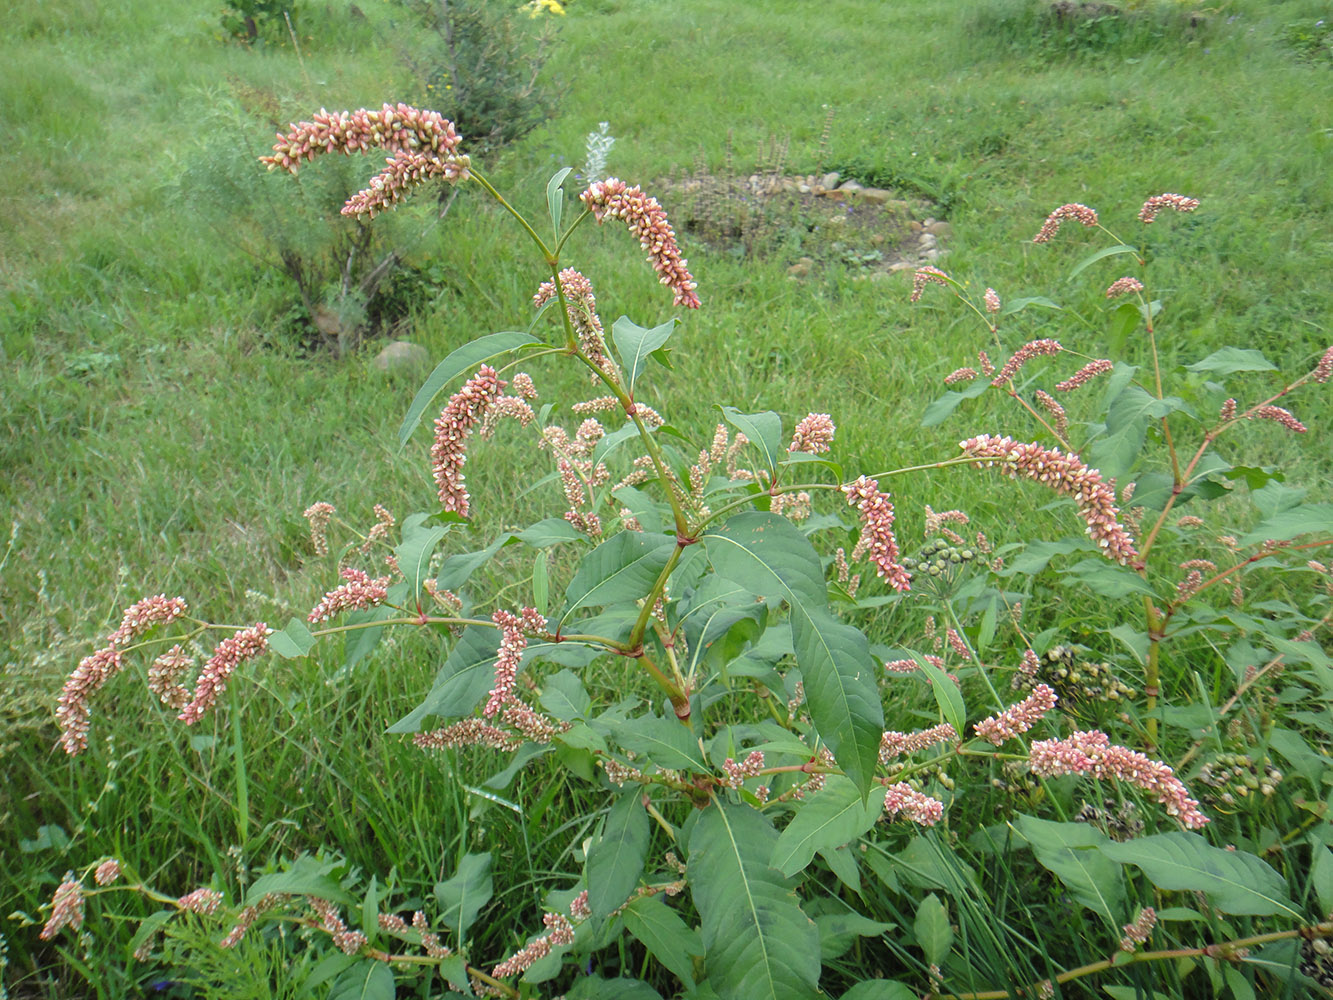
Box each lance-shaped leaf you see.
[1185,347,1277,375]
[1014,815,1124,925]
[705,513,883,794]
[688,802,820,1000]
[561,531,676,625]
[718,407,783,478]
[622,894,703,988]
[612,315,676,393]
[547,166,573,236]
[586,787,650,920]
[395,514,452,600]
[398,331,541,447]
[328,960,395,1000]
[611,715,707,772]
[269,617,316,659]
[1099,833,1299,917]
[771,775,888,877]
[435,852,493,940]
[913,893,952,967]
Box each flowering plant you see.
[39,108,1333,999]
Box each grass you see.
[2,0,1332,995]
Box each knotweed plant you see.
[40,112,1333,1000]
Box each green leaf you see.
[771,776,888,877]
[920,378,989,428]
[340,605,394,677]
[1099,833,1299,917]
[1061,559,1157,599]
[1103,988,1175,1000]
[612,315,676,393]
[328,960,395,1000]
[687,802,820,1000]
[435,532,513,590]
[1185,347,1277,375]
[547,166,573,236]
[1068,243,1139,281]
[913,893,952,966]
[246,854,350,906]
[611,715,707,772]
[567,977,665,1000]
[592,421,646,467]
[1014,816,1123,924]
[516,517,587,547]
[915,655,965,743]
[1091,384,1188,481]
[532,549,549,616]
[1310,844,1333,916]
[815,912,894,960]
[1239,503,1333,547]
[719,407,784,477]
[540,669,591,721]
[435,852,493,939]
[840,982,917,1000]
[395,516,451,597]
[561,532,676,625]
[587,787,650,920]
[622,895,703,988]
[360,875,379,943]
[1106,301,1140,356]
[1000,296,1062,315]
[397,331,541,447]
[269,617,316,659]
[998,538,1093,576]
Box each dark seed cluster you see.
[1300,936,1333,989]
[1197,752,1282,808]
[1074,798,1145,841]
[901,538,977,581]
[1020,645,1135,704]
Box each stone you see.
[926,221,953,238]
[797,183,812,194]
[888,260,917,272]
[839,180,863,193]
[918,233,938,249]
[858,187,893,205]
[374,340,431,373]
[820,171,841,190]
[908,220,924,234]
[787,257,816,279]
[923,217,936,227]
[922,248,942,263]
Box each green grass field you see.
[3,0,1332,996]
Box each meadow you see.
[2,0,1332,997]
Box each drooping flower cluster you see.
[178,887,225,916]
[58,594,192,754]
[1105,276,1144,299]
[178,623,271,725]
[910,265,950,302]
[492,911,577,979]
[307,896,369,955]
[307,567,392,622]
[1029,730,1209,828]
[991,339,1063,386]
[431,365,506,516]
[534,268,610,370]
[261,105,471,218]
[721,750,766,789]
[944,367,978,385]
[1120,907,1157,952]
[984,287,1001,314]
[958,435,1139,565]
[148,646,194,710]
[1035,390,1069,437]
[973,685,1058,745]
[1314,345,1333,383]
[790,412,836,454]
[414,718,521,752]
[1032,203,1098,243]
[882,782,945,826]
[220,893,285,948]
[485,608,547,716]
[378,911,452,958]
[359,503,395,553]
[1250,404,1307,434]
[879,723,958,764]
[303,501,335,555]
[1055,358,1113,393]
[842,476,912,591]
[40,876,85,939]
[1138,193,1200,224]
[94,859,121,886]
[580,178,699,308]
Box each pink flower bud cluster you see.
[262,105,470,218]
[790,412,836,454]
[1028,730,1208,828]
[945,627,971,659]
[580,179,699,308]
[883,653,945,674]
[1012,648,1042,689]
[1035,389,1069,437]
[879,723,958,764]
[1055,359,1113,393]
[923,506,969,535]
[359,503,395,553]
[303,501,335,555]
[415,718,521,752]
[984,287,1001,314]
[178,623,271,725]
[945,367,978,385]
[1138,193,1199,224]
[1105,276,1144,298]
[1250,405,1307,434]
[492,912,576,978]
[58,594,191,754]
[307,896,368,955]
[485,608,546,716]
[40,876,85,939]
[992,339,1063,386]
[882,783,945,826]
[1033,203,1098,243]
[307,567,392,622]
[431,365,506,516]
[1119,906,1157,952]
[721,750,766,789]
[1314,345,1333,384]
[973,684,1058,745]
[146,645,194,710]
[500,698,560,744]
[220,893,284,948]
[910,265,950,302]
[94,859,121,886]
[178,887,224,915]
[378,911,451,958]
[535,268,611,370]
[958,435,1139,565]
[842,476,912,591]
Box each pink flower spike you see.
[178,887,224,915]
[307,567,392,622]
[431,365,506,516]
[1314,345,1333,384]
[178,624,271,725]
[910,265,950,302]
[1105,276,1144,299]
[944,367,978,386]
[882,783,945,826]
[1138,193,1200,224]
[108,595,189,646]
[303,501,335,555]
[56,645,124,755]
[1055,359,1113,393]
[580,179,699,308]
[959,435,1138,565]
[790,413,836,454]
[973,684,1058,746]
[842,476,912,591]
[94,859,121,886]
[535,268,610,369]
[991,339,1063,386]
[1029,729,1208,828]
[40,877,85,939]
[984,287,1001,314]
[1249,405,1307,434]
[1033,203,1098,243]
